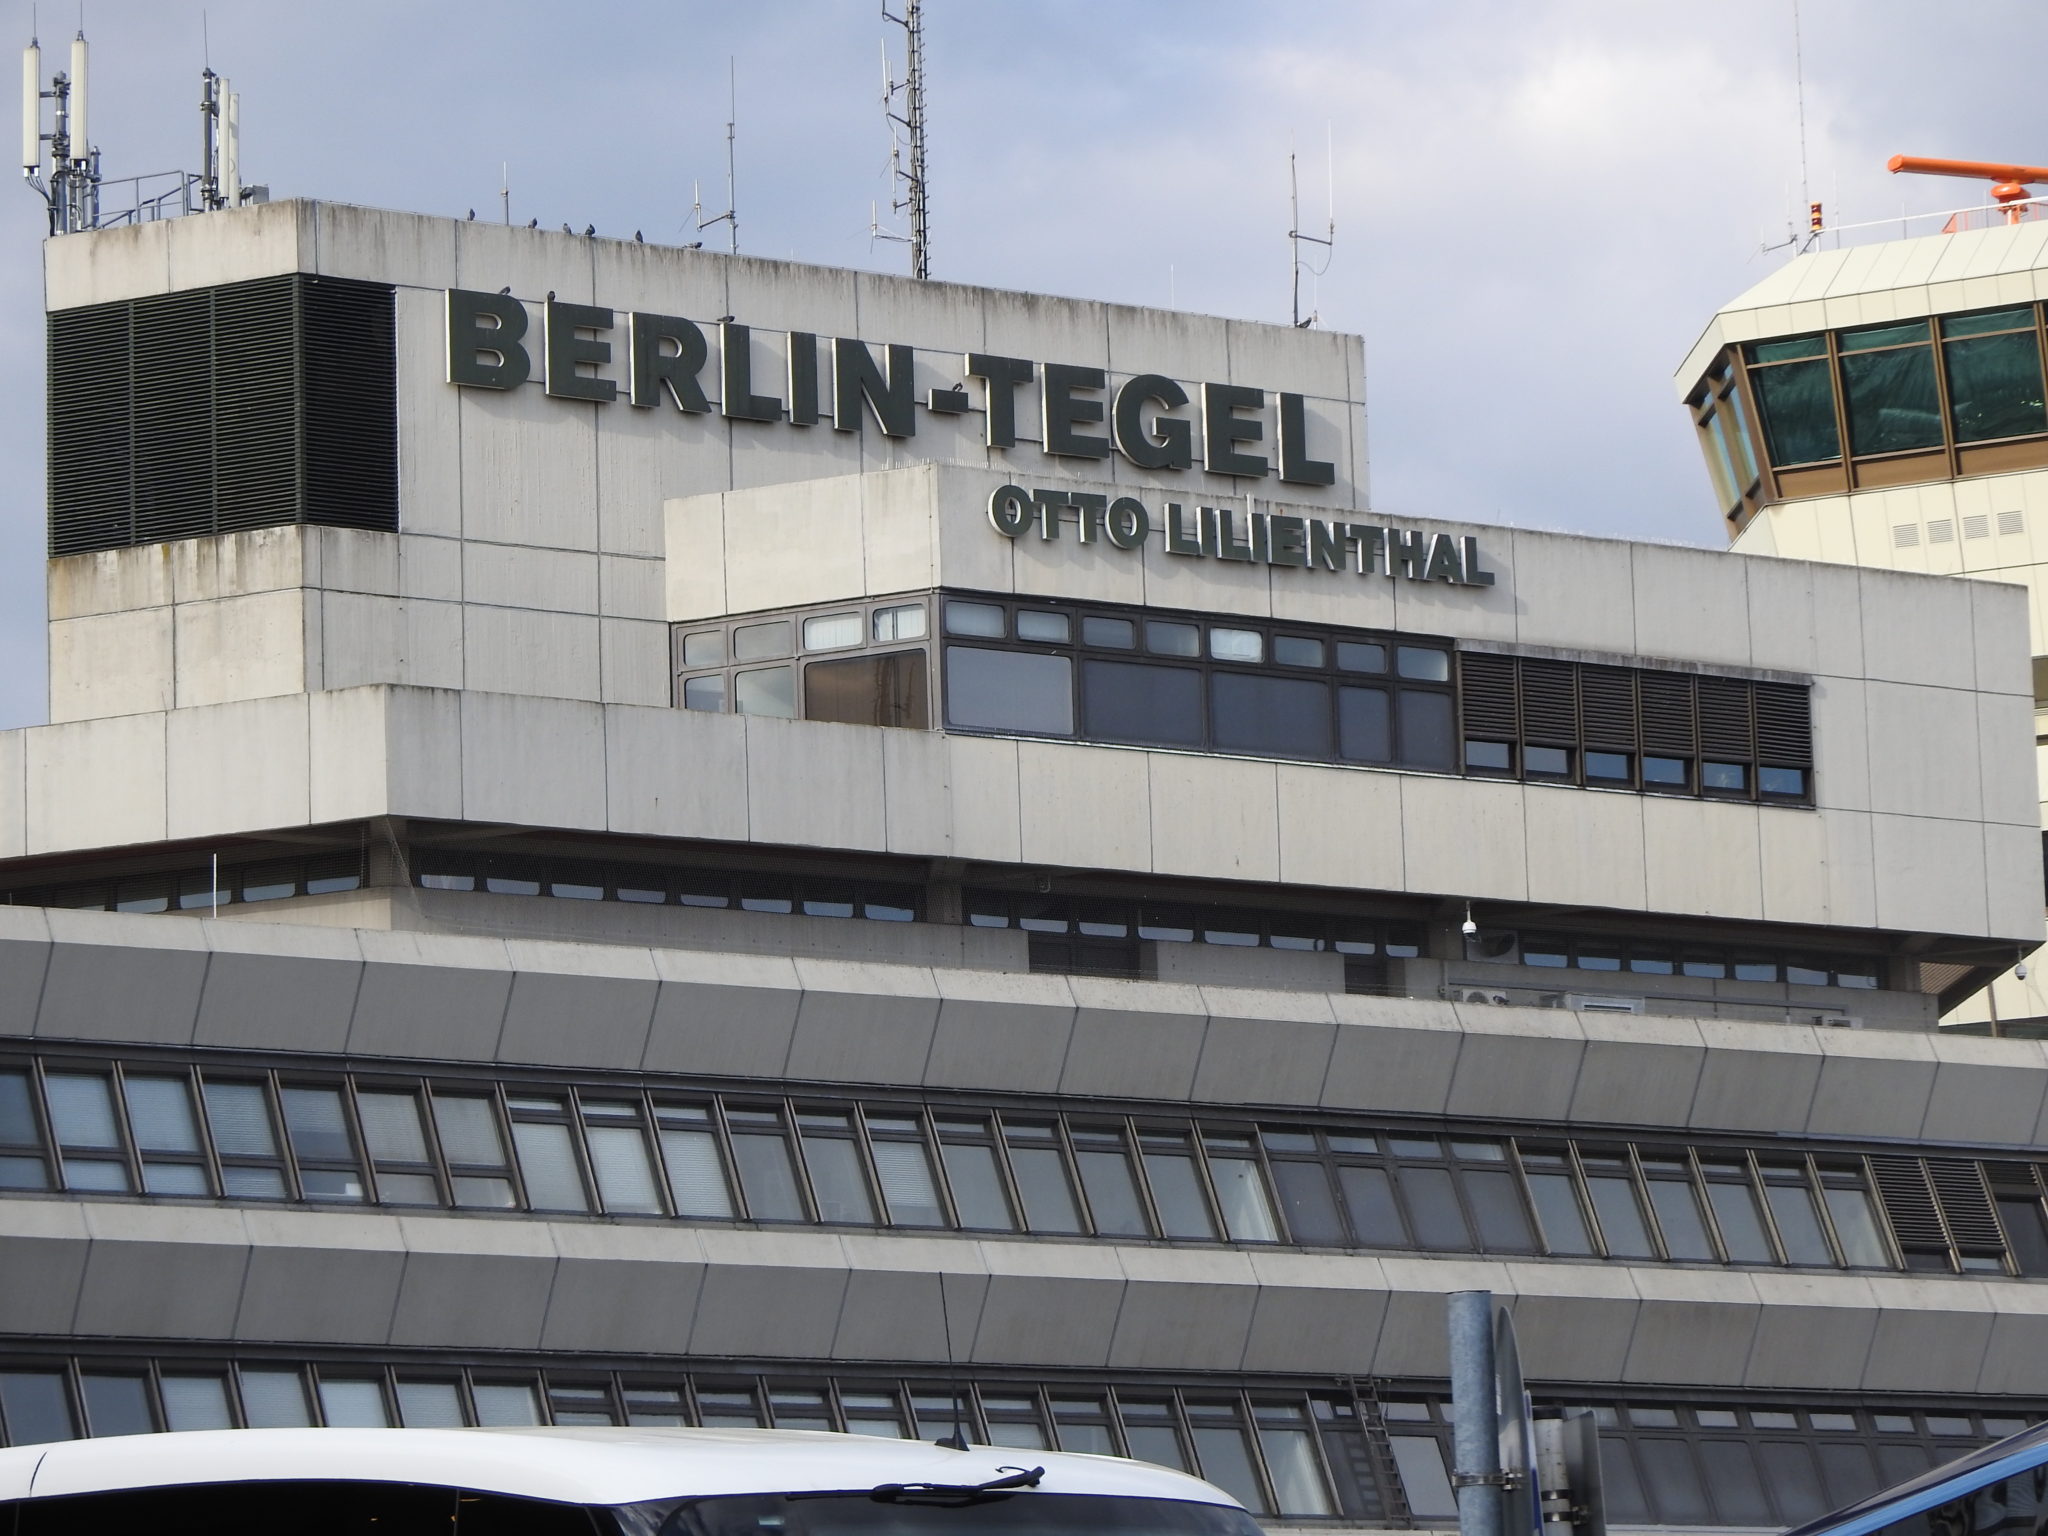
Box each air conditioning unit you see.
[1562,992,1647,1015]
[1450,987,1513,1006]
[1813,1013,1864,1029]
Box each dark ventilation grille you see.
[47,273,397,557]
[1637,671,1698,756]
[1755,682,1815,767]
[1869,1157,1948,1254]
[1458,653,1517,738]
[1518,660,1578,746]
[1578,667,1638,750]
[1928,1159,2005,1251]
[1696,676,1756,759]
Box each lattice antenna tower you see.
[692,59,739,254]
[1289,127,1335,328]
[874,0,929,279]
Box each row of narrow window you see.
[0,1353,2035,1530]
[3,1053,2043,1276]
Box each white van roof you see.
[0,1425,1246,1510]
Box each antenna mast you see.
[694,59,738,254]
[879,0,929,279]
[22,27,101,233]
[1288,131,1335,327]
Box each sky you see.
[0,0,2040,726]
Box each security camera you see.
[1460,904,1478,938]
[2019,960,2030,981]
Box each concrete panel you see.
[1862,1279,1997,1393]
[1059,979,1208,1099]
[234,1209,405,1345]
[37,909,209,1046]
[497,941,660,1070]
[1149,755,1280,883]
[1641,797,1763,921]
[47,545,174,621]
[48,609,173,723]
[1810,678,1871,814]
[746,716,887,853]
[1321,1000,1464,1116]
[1820,808,1879,931]
[1190,992,1338,1106]
[946,735,1022,864]
[1865,682,1982,821]
[165,695,312,841]
[1400,774,1527,903]
[604,703,749,842]
[1921,1037,2048,1145]
[785,959,942,1086]
[458,383,600,552]
[1621,1269,1762,1385]
[1984,821,2047,946]
[716,476,866,614]
[1522,785,1647,912]
[44,218,171,309]
[1806,1031,1938,1138]
[1971,577,2034,698]
[164,199,307,291]
[1860,567,1979,689]
[392,285,464,537]
[1508,532,1635,654]
[194,925,364,1053]
[925,970,1077,1094]
[1239,1252,1391,1376]
[459,691,607,830]
[1107,303,1230,392]
[1108,1249,1262,1371]
[1687,1021,1825,1134]
[1629,544,1754,669]
[599,556,666,621]
[539,1224,706,1355]
[464,542,600,614]
[347,930,515,1061]
[1444,1011,1584,1122]
[1978,690,2040,829]
[1758,804,1831,927]
[73,1204,251,1339]
[1273,762,1403,893]
[1743,554,1821,675]
[642,949,803,1079]
[1976,1286,2048,1394]
[1370,1259,1515,1376]
[1017,740,1150,873]
[1741,1272,1884,1391]
[880,727,953,858]
[463,605,602,702]
[0,1201,88,1334]
[1567,1016,1706,1127]
[1872,812,1987,936]
[26,712,167,854]
[172,590,309,708]
[388,1222,558,1349]
[688,1230,852,1359]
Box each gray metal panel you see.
[0,1203,87,1334]
[234,1215,405,1345]
[785,961,942,1086]
[497,970,659,1072]
[642,953,802,1078]
[539,1226,706,1355]
[37,913,210,1046]
[388,1245,557,1350]
[1320,1008,1463,1115]
[347,934,515,1061]
[194,951,362,1053]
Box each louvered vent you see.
[1696,675,1755,759]
[47,273,397,557]
[1519,660,1578,746]
[1928,1159,2005,1251]
[1754,683,1813,768]
[1578,667,1638,750]
[1459,653,1517,738]
[1637,671,1697,756]
[1998,509,2026,535]
[1869,1157,1948,1253]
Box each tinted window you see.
[945,647,1074,735]
[1398,690,1455,769]
[1211,673,1331,758]
[1083,660,1203,747]
[804,652,929,729]
[1337,687,1391,763]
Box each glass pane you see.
[1016,610,1071,644]
[1586,750,1631,782]
[1081,615,1134,648]
[1212,672,1330,757]
[586,1124,663,1214]
[871,1139,945,1227]
[356,1091,429,1164]
[1751,335,1826,362]
[1528,1172,1595,1254]
[0,1372,74,1445]
[1842,343,1943,454]
[1757,1440,1830,1524]
[1634,1439,1710,1524]
[1763,764,1808,797]
[1209,1156,1279,1242]
[1707,1179,1776,1262]
[1338,1164,1408,1245]
[473,1383,542,1426]
[510,1121,588,1212]
[1463,1169,1535,1251]
[1387,1436,1457,1519]
[944,647,1074,735]
[0,1072,35,1145]
[1697,1440,1775,1525]
[1827,1186,1890,1267]
[803,652,930,731]
[1335,641,1385,673]
[396,1380,465,1428]
[1076,1147,1150,1237]
[123,1076,201,1153]
[237,1369,310,1428]
[431,1096,505,1167]
[1397,690,1455,770]
[1400,1166,1470,1250]
[940,1141,1013,1230]
[801,1135,876,1224]
[63,1157,127,1191]
[1082,660,1203,747]
[1396,647,1450,682]
[1816,1441,1883,1505]
[1841,320,1932,351]
[1146,620,1200,657]
[1125,1423,1189,1472]
[45,1074,120,1148]
[1767,1180,1834,1264]
[1009,1145,1083,1234]
[802,612,862,651]
[221,1166,287,1200]
[682,675,725,712]
[143,1161,209,1196]
[680,630,724,667]
[731,1132,806,1221]
[81,1374,154,1437]
[1337,687,1391,763]
[1271,1161,1345,1245]
[732,619,793,660]
[655,1128,734,1219]
[1209,627,1263,663]
[1192,1424,1268,1514]
[1586,1175,1655,1257]
[1946,330,2048,442]
[161,1376,232,1432]
[944,601,1006,638]
[1143,1151,1217,1239]
[1947,307,2035,338]
[317,1379,389,1428]
[1260,1424,1334,1516]
[280,1087,353,1161]
[1753,357,1842,464]
[734,666,796,718]
[1274,635,1324,667]
[1646,1177,1716,1260]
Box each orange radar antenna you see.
[1888,155,2048,224]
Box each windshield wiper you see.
[869,1467,1047,1504]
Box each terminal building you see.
[1,198,2046,1531]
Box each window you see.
[1747,336,1841,466]
[1943,308,2048,443]
[944,647,1074,735]
[733,666,795,718]
[803,651,929,729]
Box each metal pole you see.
[1449,1290,1503,1536]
